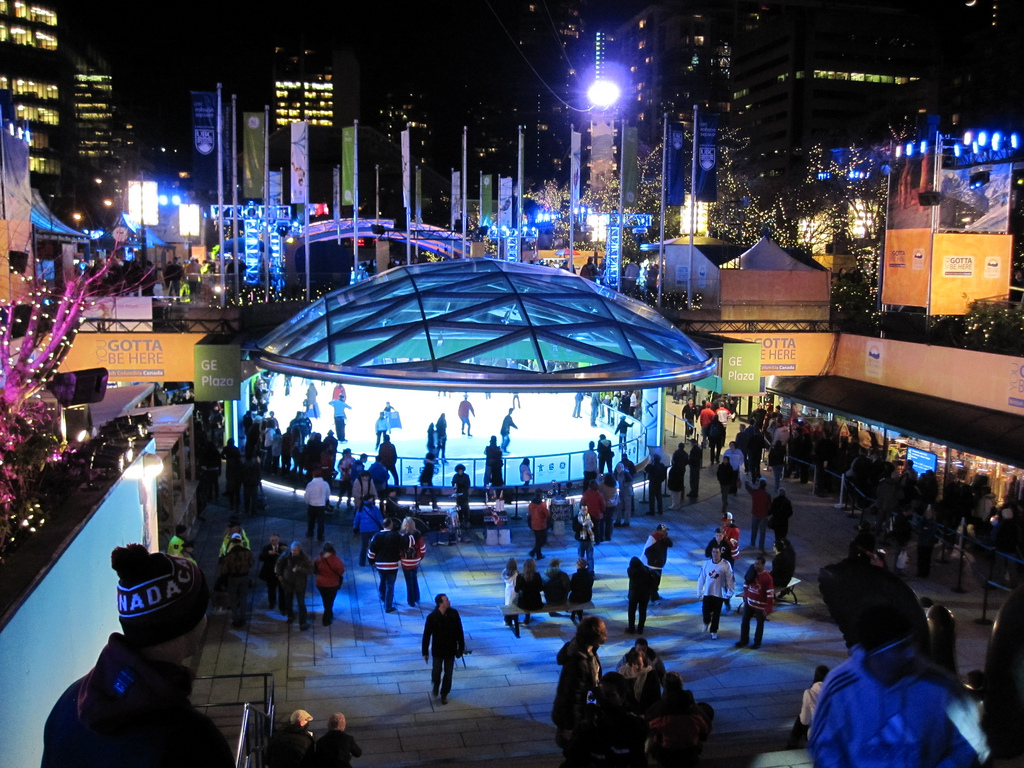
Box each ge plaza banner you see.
[59,335,242,401]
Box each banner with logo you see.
[881,228,931,307]
[59,334,203,381]
[665,122,686,206]
[242,112,265,200]
[621,125,638,206]
[401,129,410,210]
[290,121,309,205]
[929,232,1012,315]
[694,113,718,203]
[341,126,355,207]
[190,92,218,191]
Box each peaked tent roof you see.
[251,259,715,391]
[739,234,820,271]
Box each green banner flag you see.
[242,112,265,200]
[194,344,242,402]
[722,342,763,395]
[480,174,493,227]
[341,126,355,206]
[622,125,638,206]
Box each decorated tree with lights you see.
[0,255,116,556]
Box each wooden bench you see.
[775,578,802,605]
[499,602,596,637]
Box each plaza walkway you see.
[189,433,1010,768]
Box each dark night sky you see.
[54,0,986,168]
[57,1,648,136]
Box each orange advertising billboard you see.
[59,334,203,381]
[723,332,835,376]
[881,228,931,307]
[928,233,1012,315]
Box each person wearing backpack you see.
[352,500,384,567]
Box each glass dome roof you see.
[251,259,714,390]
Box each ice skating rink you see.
[264,380,646,487]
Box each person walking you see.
[305,469,332,543]
[458,395,475,436]
[258,533,287,610]
[400,517,426,607]
[374,412,389,450]
[597,434,614,475]
[314,542,345,626]
[551,616,607,748]
[422,593,465,705]
[376,435,400,486]
[502,557,520,630]
[527,491,551,560]
[582,441,599,488]
[736,555,773,649]
[416,452,440,511]
[329,396,351,443]
[667,442,687,511]
[626,556,655,635]
[220,532,254,628]
[573,391,584,419]
[500,408,518,453]
[435,413,448,461]
[368,518,404,613]
[696,544,735,640]
[276,541,315,631]
[645,454,667,516]
[352,499,383,567]
[643,523,673,602]
[687,439,703,500]
[614,461,635,527]
[744,477,772,552]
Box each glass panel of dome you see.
[519,296,602,326]
[552,325,631,358]
[605,300,680,332]
[418,295,500,321]
[332,331,406,365]
[553,297,614,318]
[353,296,424,329]
[453,335,540,367]
[408,273,476,292]
[429,327,506,359]
[265,318,327,356]
[623,330,683,363]
[536,338,598,369]
[323,302,387,333]
[453,300,528,325]
[365,329,434,363]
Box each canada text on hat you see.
[117,554,202,619]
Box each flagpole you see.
[217,83,225,308]
[461,127,468,259]
[353,120,359,275]
[687,104,698,312]
[569,124,576,274]
[404,123,411,266]
[517,125,524,262]
[231,94,239,300]
[263,104,270,302]
[658,113,666,309]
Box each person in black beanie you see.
[42,544,232,768]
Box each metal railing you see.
[193,672,275,768]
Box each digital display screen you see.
[906,446,937,474]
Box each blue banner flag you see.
[694,113,719,203]
[666,122,686,206]
[191,92,218,192]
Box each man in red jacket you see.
[736,556,773,649]
[744,477,772,552]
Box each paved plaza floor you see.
[189,422,1013,768]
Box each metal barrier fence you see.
[193,672,275,768]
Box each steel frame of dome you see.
[250,259,715,391]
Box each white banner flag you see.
[401,129,411,210]
[290,121,309,204]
